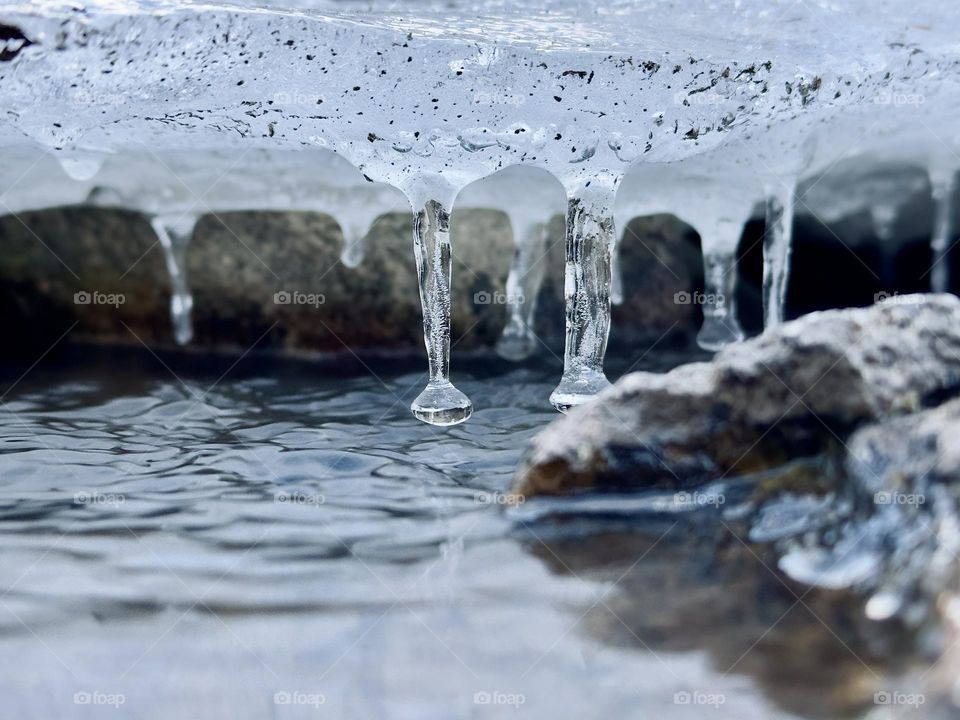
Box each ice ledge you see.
[1,0,958,186]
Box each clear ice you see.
[150,213,197,346]
[0,0,958,423]
[549,181,618,412]
[929,165,957,293]
[405,180,473,426]
[496,219,549,361]
[457,167,562,363]
[762,183,796,328]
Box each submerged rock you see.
[513,294,960,497]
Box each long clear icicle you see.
[762,182,795,328]
[150,213,197,346]
[407,183,472,426]
[929,167,957,293]
[549,184,617,412]
[696,221,745,351]
[495,220,549,361]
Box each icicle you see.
[495,219,549,361]
[549,181,617,412]
[339,215,378,269]
[871,204,900,290]
[58,153,104,182]
[762,182,795,328]
[609,234,625,305]
[929,166,957,293]
[150,213,197,346]
[339,221,369,268]
[86,185,126,207]
[696,220,745,352]
[404,178,472,426]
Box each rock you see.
[0,206,703,355]
[513,294,960,498]
[847,395,960,499]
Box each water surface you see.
[0,347,924,718]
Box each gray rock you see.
[513,294,960,498]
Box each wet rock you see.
[611,214,705,347]
[513,294,960,497]
[793,396,960,620]
[0,206,702,356]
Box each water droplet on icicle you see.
[929,165,957,293]
[696,215,747,352]
[150,213,198,346]
[762,181,796,328]
[404,178,472,426]
[549,180,618,412]
[495,219,549,361]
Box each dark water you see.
[0,347,936,718]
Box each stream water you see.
[0,346,932,718]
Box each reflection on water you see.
[0,347,940,718]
